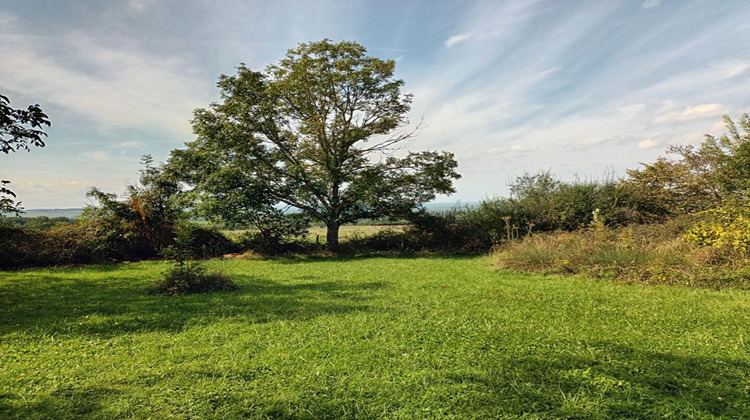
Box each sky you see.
[2,0,750,209]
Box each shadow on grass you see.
[0,387,124,420]
[4,343,747,419]
[0,269,383,338]
[444,342,750,418]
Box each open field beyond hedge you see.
[1,257,749,419]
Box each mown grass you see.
[1,257,749,418]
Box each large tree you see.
[1,93,51,214]
[169,40,460,249]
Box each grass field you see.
[1,256,749,418]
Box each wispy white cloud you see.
[0,17,211,135]
[111,141,146,150]
[445,32,473,47]
[655,103,724,123]
[487,144,538,156]
[405,1,750,199]
[126,0,155,13]
[441,1,543,50]
[642,0,662,9]
[81,151,112,162]
[637,134,664,150]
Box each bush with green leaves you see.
[150,227,237,296]
[84,155,182,261]
[179,224,238,259]
[0,224,47,268]
[44,221,111,264]
[405,172,644,253]
[151,254,237,296]
[684,201,750,264]
[406,204,512,252]
[1,219,132,268]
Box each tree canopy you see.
[168,39,460,249]
[625,113,750,218]
[1,93,51,214]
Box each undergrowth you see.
[494,215,750,288]
[149,260,237,296]
[149,228,237,296]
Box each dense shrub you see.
[44,221,112,264]
[150,259,237,296]
[181,224,238,259]
[406,204,510,252]
[150,228,237,296]
[0,218,237,269]
[684,202,750,264]
[0,224,47,268]
[554,181,645,228]
[1,219,147,268]
[405,174,645,253]
[340,228,416,254]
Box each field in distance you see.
[224,224,407,243]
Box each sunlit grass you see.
[1,257,749,418]
[223,224,406,244]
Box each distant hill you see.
[21,208,84,219]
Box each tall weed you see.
[494,217,749,288]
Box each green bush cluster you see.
[403,173,644,253]
[489,115,750,287]
[179,224,238,259]
[0,224,48,268]
[684,202,750,263]
[0,222,114,268]
[150,261,237,295]
[150,225,237,295]
[0,222,235,269]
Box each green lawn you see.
[1,256,749,419]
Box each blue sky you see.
[2,0,750,208]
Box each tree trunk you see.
[326,222,340,251]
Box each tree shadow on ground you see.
[0,269,383,338]
[443,341,750,418]
[0,387,125,420]
[4,343,747,419]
